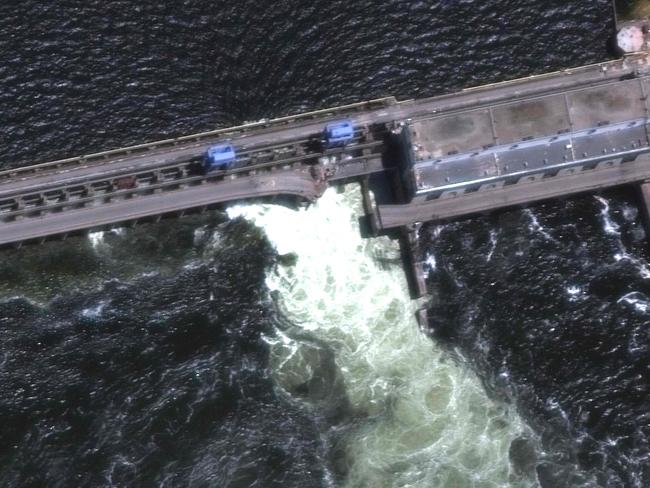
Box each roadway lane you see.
[0,170,319,246]
[376,155,650,228]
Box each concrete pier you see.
[377,156,650,228]
[399,227,428,300]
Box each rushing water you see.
[0,0,636,486]
[228,188,536,487]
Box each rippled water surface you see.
[0,1,634,487]
[421,191,650,487]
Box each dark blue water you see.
[0,221,334,487]
[1,1,612,167]
[423,190,650,487]
[0,1,630,486]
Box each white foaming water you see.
[523,209,556,243]
[594,196,620,236]
[617,291,650,314]
[425,253,437,272]
[595,196,650,280]
[227,186,537,487]
[566,285,586,302]
[88,230,105,248]
[81,300,107,318]
[487,229,499,262]
[88,228,126,249]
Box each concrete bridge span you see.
[0,170,321,247]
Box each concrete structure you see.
[391,74,650,200]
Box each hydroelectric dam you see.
[5,49,650,306]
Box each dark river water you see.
[1,1,639,487]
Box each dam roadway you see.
[4,53,650,247]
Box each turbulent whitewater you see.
[228,187,538,487]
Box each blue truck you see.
[323,120,355,149]
[204,144,236,172]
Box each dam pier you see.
[5,46,650,307]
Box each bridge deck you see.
[0,171,319,247]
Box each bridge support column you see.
[360,177,379,236]
[152,171,163,193]
[398,227,432,327]
[416,308,429,330]
[399,226,428,300]
[13,198,25,221]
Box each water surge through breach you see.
[228,186,537,487]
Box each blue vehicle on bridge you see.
[204,144,236,172]
[323,120,355,148]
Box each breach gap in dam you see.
[4,8,650,322]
